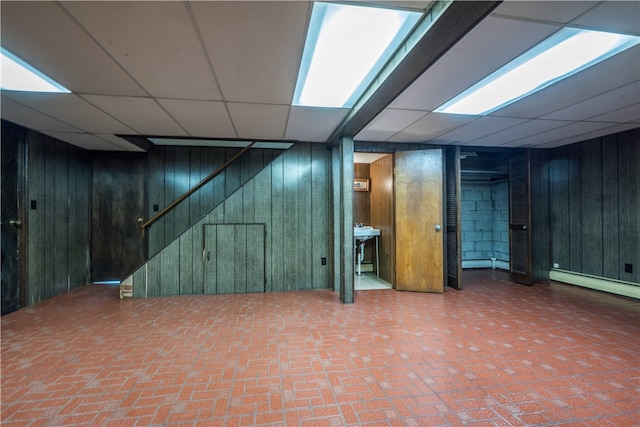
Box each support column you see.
[339,136,354,303]
[331,146,341,295]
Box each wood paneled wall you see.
[529,148,550,283]
[130,142,331,297]
[26,130,91,305]
[549,128,639,283]
[147,146,278,257]
[353,163,370,226]
[370,155,394,284]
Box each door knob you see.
[434,224,441,231]
[9,219,22,226]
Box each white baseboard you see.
[462,259,509,270]
[550,269,640,299]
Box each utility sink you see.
[354,226,380,242]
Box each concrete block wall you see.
[461,182,509,264]
[492,181,509,261]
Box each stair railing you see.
[141,141,256,229]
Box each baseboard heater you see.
[550,269,640,299]
[462,258,509,270]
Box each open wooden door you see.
[395,150,444,293]
[445,146,462,289]
[509,150,533,285]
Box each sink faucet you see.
[355,223,363,228]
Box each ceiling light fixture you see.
[1,47,70,93]
[435,28,640,115]
[293,2,421,108]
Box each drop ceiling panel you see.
[467,119,572,146]
[388,113,474,143]
[434,117,529,145]
[389,16,560,111]
[191,1,310,104]
[590,103,640,123]
[42,131,130,151]
[61,2,221,100]
[511,121,628,147]
[0,1,146,96]
[492,1,599,24]
[285,107,349,142]
[158,99,236,138]
[536,123,640,148]
[3,93,135,134]
[356,108,427,141]
[541,81,640,121]
[96,134,145,152]
[354,153,390,164]
[570,1,640,35]
[81,95,186,136]
[1,96,81,133]
[227,103,289,140]
[361,108,427,133]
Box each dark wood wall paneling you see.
[26,130,91,305]
[1,121,25,314]
[529,149,550,283]
[353,163,370,226]
[132,142,331,297]
[549,128,639,283]
[91,155,146,282]
[146,145,277,257]
[369,155,394,284]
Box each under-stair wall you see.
[125,142,331,297]
[147,146,280,258]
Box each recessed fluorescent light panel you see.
[293,2,421,108]
[436,28,640,115]
[1,47,70,93]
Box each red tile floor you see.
[2,269,639,426]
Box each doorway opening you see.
[354,152,393,290]
[459,149,511,282]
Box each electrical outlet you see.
[153,204,159,212]
[321,257,327,265]
[625,263,633,273]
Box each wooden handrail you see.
[141,141,257,229]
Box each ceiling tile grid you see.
[61,1,222,101]
[0,1,637,151]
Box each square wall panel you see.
[227,103,289,140]
[62,1,221,100]
[1,1,146,96]
[3,93,135,134]
[191,1,310,104]
[158,99,236,138]
[81,95,186,136]
[389,112,474,143]
[42,131,130,151]
[285,107,349,142]
[1,95,81,133]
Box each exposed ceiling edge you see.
[327,0,502,148]
[117,135,299,151]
